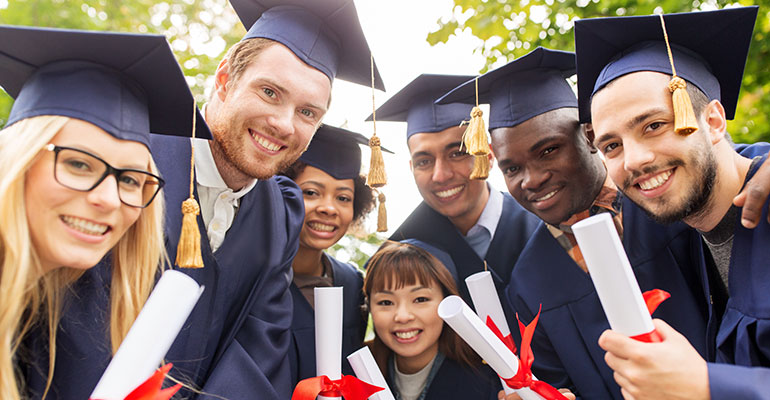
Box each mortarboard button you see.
[229,0,384,90]
[575,6,758,123]
[368,73,475,139]
[299,124,393,181]
[437,47,577,130]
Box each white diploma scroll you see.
[347,347,395,400]
[571,213,654,337]
[438,296,543,400]
[466,271,515,395]
[315,287,344,400]
[90,270,204,400]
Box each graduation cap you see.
[437,47,577,130]
[0,25,211,147]
[399,239,459,282]
[230,0,384,90]
[299,124,393,180]
[369,74,475,139]
[575,6,758,124]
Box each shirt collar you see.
[192,137,258,196]
[548,169,621,233]
[467,184,504,239]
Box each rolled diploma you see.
[315,287,343,400]
[347,347,395,400]
[438,296,543,400]
[466,271,516,395]
[91,269,204,400]
[571,213,654,337]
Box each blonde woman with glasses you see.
[0,26,207,399]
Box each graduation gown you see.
[288,254,366,386]
[703,155,770,399]
[386,353,499,400]
[390,192,539,304]
[506,197,708,400]
[21,135,304,399]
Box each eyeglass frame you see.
[44,143,165,208]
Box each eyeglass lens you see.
[53,147,161,208]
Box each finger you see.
[737,164,770,228]
[558,388,577,400]
[599,329,637,358]
[620,386,637,400]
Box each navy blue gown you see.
[700,155,770,398]
[22,135,304,400]
[385,352,499,400]
[506,197,709,399]
[390,192,538,305]
[288,254,366,386]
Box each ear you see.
[702,100,727,145]
[408,158,413,172]
[582,123,599,153]
[486,149,495,166]
[214,58,231,102]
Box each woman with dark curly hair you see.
[279,124,378,387]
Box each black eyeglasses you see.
[45,144,165,208]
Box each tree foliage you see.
[427,0,770,143]
[0,0,245,126]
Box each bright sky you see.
[323,0,509,236]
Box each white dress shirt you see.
[192,138,258,252]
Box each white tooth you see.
[309,222,335,232]
[436,186,463,198]
[640,170,672,190]
[395,330,419,339]
[536,190,557,202]
[62,216,108,235]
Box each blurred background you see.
[2,0,768,267]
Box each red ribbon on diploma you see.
[629,289,671,343]
[487,307,568,400]
[90,363,181,400]
[291,374,384,400]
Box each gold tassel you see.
[176,197,203,268]
[366,51,387,188]
[367,134,387,188]
[669,77,699,135]
[175,100,204,268]
[377,192,387,232]
[462,106,491,156]
[659,14,698,136]
[469,154,490,180]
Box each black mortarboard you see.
[369,74,474,139]
[437,47,576,130]
[399,239,459,282]
[0,25,210,147]
[575,6,758,123]
[299,124,393,180]
[230,0,384,90]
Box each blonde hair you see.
[0,115,167,399]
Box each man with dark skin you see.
[438,46,770,399]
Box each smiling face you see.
[591,71,717,224]
[207,42,332,184]
[294,165,355,251]
[24,119,147,273]
[491,108,606,225]
[370,280,444,372]
[407,126,490,232]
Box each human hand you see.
[598,319,710,400]
[497,388,576,400]
[734,151,770,228]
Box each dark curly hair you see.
[279,161,376,224]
